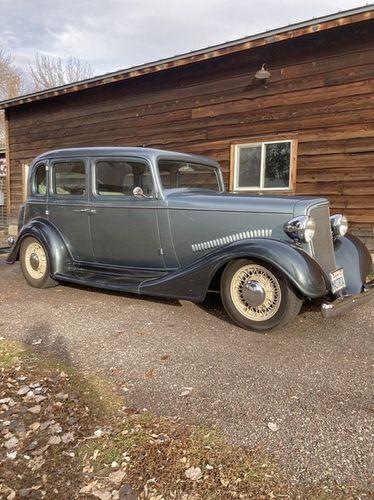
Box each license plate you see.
[330,268,346,294]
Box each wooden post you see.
[4,110,11,222]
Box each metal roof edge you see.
[0,4,373,110]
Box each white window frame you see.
[232,139,294,191]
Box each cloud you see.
[0,0,368,75]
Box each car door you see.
[89,157,164,268]
[48,157,94,262]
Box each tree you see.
[28,54,94,91]
[0,44,24,147]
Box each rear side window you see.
[33,163,47,195]
[95,160,153,196]
[52,161,86,196]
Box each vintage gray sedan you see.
[7,147,374,332]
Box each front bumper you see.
[321,278,374,318]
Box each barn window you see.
[52,161,86,196]
[231,139,296,191]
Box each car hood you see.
[164,189,329,215]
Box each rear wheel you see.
[220,259,302,332]
[20,237,58,289]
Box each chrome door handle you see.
[73,208,89,213]
[89,209,97,214]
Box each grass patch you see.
[0,340,358,499]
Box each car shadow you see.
[196,292,238,326]
[197,292,323,331]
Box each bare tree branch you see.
[0,44,24,147]
[28,54,94,91]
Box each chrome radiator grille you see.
[309,204,337,275]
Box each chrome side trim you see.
[191,229,273,253]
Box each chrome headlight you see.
[284,215,316,243]
[330,214,348,237]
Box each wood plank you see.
[9,47,374,133]
[9,90,374,147]
[9,104,374,157]
[4,111,11,217]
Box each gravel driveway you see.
[0,256,373,492]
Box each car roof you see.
[34,147,219,167]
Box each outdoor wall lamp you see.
[254,63,271,85]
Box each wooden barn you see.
[0,6,373,249]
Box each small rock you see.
[5,436,19,449]
[48,435,61,445]
[26,441,38,451]
[56,392,69,400]
[179,387,193,397]
[267,422,279,432]
[61,432,75,444]
[94,428,103,438]
[185,466,202,481]
[28,405,41,414]
[49,423,63,434]
[205,464,213,470]
[34,395,47,403]
[7,451,17,460]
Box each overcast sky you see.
[0,0,370,76]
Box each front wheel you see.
[19,237,58,289]
[220,259,302,332]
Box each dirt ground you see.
[0,256,373,493]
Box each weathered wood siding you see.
[6,20,374,245]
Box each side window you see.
[52,161,86,196]
[33,163,47,195]
[96,160,154,197]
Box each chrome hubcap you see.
[29,252,40,271]
[241,280,266,307]
[230,264,281,321]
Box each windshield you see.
[158,160,222,192]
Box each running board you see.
[53,268,165,294]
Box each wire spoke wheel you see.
[230,264,281,321]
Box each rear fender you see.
[6,218,72,276]
[139,238,327,301]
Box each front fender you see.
[334,234,373,294]
[6,218,72,276]
[139,238,327,301]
